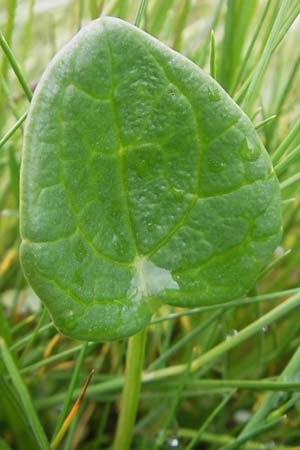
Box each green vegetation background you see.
[1,0,300,449]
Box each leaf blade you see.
[20,17,282,341]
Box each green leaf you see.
[20,17,282,342]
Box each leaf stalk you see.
[112,327,147,450]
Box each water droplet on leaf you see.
[66,309,74,319]
[233,409,251,424]
[166,436,180,448]
[240,136,260,161]
[208,85,221,101]
[274,246,285,257]
[226,329,238,339]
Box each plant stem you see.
[280,172,300,190]
[112,328,147,450]
[0,32,32,101]
[0,111,27,150]
[134,0,148,27]
[1,0,17,79]
[0,338,50,450]
[210,30,216,79]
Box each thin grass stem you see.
[0,111,27,149]
[0,32,32,101]
[134,0,148,27]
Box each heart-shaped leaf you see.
[20,17,282,341]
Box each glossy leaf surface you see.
[20,17,282,341]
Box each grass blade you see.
[0,32,32,101]
[185,391,235,450]
[239,345,300,437]
[50,369,94,450]
[0,338,50,450]
[0,111,27,149]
